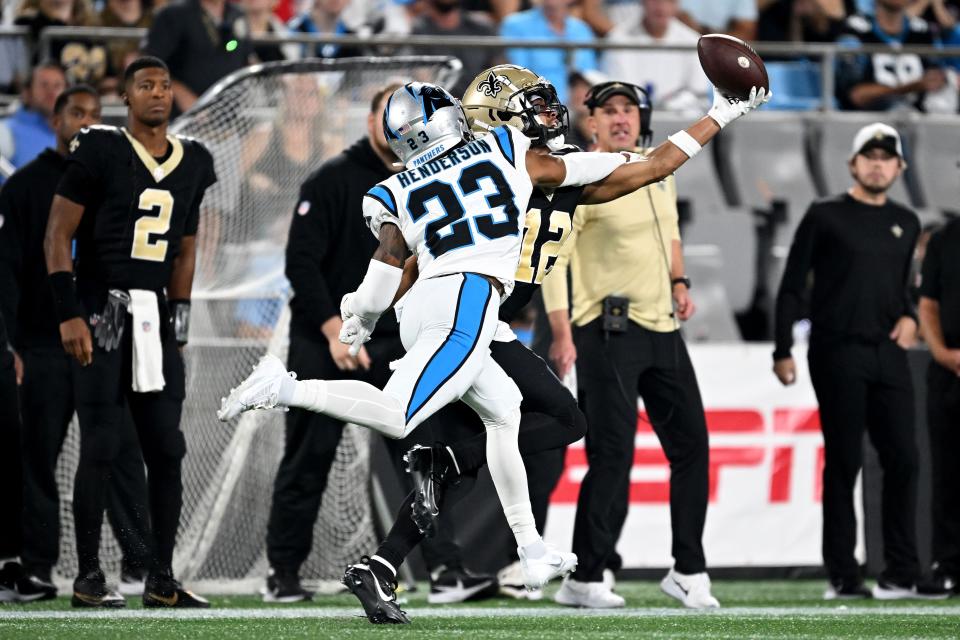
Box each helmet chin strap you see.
[545,134,567,151]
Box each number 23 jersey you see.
[362,125,532,295]
[58,125,217,292]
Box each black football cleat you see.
[0,562,56,603]
[404,444,457,538]
[71,570,126,608]
[263,567,314,603]
[342,558,410,624]
[428,564,498,604]
[143,570,210,608]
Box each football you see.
[697,34,769,101]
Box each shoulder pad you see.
[845,14,871,34]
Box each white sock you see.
[283,379,406,438]
[370,555,396,578]
[484,408,541,547]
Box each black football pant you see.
[266,332,462,575]
[927,362,960,578]
[19,347,151,579]
[809,340,920,585]
[375,338,586,572]
[571,320,709,582]
[0,346,21,560]
[72,323,186,577]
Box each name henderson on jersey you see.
[396,139,492,188]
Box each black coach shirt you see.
[774,193,919,358]
[920,218,960,349]
[56,126,216,295]
[287,137,399,340]
[0,149,69,348]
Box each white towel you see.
[129,289,165,392]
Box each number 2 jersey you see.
[362,125,532,296]
[56,125,217,295]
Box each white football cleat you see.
[518,544,577,590]
[496,561,542,600]
[660,568,720,609]
[554,578,625,608]
[217,354,293,421]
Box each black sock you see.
[373,490,425,579]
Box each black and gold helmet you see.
[461,64,569,146]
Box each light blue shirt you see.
[0,108,56,186]
[680,0,757,32]
[500,8,598,104]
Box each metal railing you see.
[2,24,960,111]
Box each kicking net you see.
[53,57,461,591]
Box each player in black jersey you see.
[343,65,768,622]
[44,57,216,608]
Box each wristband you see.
[49,271,84,322]
[667,131,703,159]
[170,299,191,346]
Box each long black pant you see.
[571,319,709,582]
[0,346,22,560]
[72,325,186,577]
[808,340,920,585]
[20,347,151,578]
[927,362,960,578]
[375,338,587,572]
[266,332,462,574]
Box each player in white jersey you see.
[218,82,638,592]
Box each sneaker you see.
[404,444,457,538]
[143,570,210,608]
[554,578,625,608]
[602,568,617,592]
[518,544,577,590]
[660,568,720,609]
[118,568,147,596]
[823,580,871,600]
[932,571,958,596]
[873,579,950,601]
[263,567,314,603]
[218,354,293,421]
[427,565,497,604]
[496,560,543,601]
[0,562,56,603]
[342,558,409,624]
[71,570,126,608]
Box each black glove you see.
[170,299,191,347]
[94,289,130,352]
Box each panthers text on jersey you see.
[57,125,217,296]
[362,125,533,295]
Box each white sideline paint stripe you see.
[1,606,959,621]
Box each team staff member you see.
[919,216,960,594]
[0,86,151,598]
[265,83,493,605]
[45,57,216,608]
[542,81,717,610]
[774,123,947,600]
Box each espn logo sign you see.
[550,409,825,505]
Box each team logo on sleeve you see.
[477,72,508,98]
[69,137,80,153]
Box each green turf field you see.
[1,580,957,639]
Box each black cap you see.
[584,81,650,111]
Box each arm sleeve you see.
[773,206,818,359]
[56,129,105,205]
[362,184,401,239]
[284,179,340,324]
[919,228,943,301]
[184,147,218,236]
[0,182,22,345]
[541,206,586,314]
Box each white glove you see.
[340,292,357,321]
[339,314,375,357]
[707,85,770,129]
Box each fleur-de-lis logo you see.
[69,137,80,153]
[891,224,903,238]
[478,72,506,98]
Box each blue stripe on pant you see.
[405,274,492,422]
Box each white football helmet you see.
[382,82,473,168]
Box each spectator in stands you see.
[836,1,955,112]
[245,0,300,62]
[411,0,504,97]
[919,214,960,596]
[677,0,757,40]
[908,0,959,32]
[143,0,253,115]
[288,0,364,58]
[604,0,708,111]
[578,0,644,37]
[758,0,852,42]
[500,0,598,103]
[15,0,111,87]
[99,0,154,95]
[0,63,64,183]
[566,68,605,148]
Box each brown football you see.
[697,34,769,101]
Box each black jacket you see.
[286,137,399,340]
[0,148,68,349]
